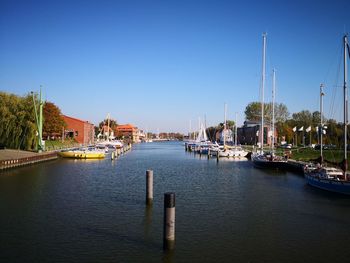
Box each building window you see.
[75,131,79,137]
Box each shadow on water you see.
[77,225,161,252]
[143,204,153,237]
[303,183,350,201]
[256,168,287,176]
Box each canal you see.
[1,141,350,262]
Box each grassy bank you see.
[286,147,350,168]
[242,145,349,168]
[44,140,80,151]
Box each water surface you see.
[1,142,350,262]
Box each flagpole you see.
[320,84,324,163]
[310,128,312,146]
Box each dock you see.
[0,149,58,170]
[285,159,307,174]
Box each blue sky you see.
[1,0,349,133]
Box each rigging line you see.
[328,40,343,120]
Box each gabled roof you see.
[115,124,139,132]
[63,115,92,124]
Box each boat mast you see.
[320,84,324,163]
[272,69,276,153]
[224,103,227,147]
[261,33,267,152]
[235,112,238,147]
[344,35,349,173]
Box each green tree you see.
[206,126,217,141]
[244,102,263,122]
[98,118,118,139]
[0,92,37,150]
[245,101,289,123]
[98,118,118,129]
[292,110,313,126]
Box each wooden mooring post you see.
[163,192,175,250]
[146,170,153,205]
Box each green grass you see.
[286,147,350,168]
[289,148,342,161]
[242,145,350,168]
[44,139,80,151]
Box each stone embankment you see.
[0,149,58,170]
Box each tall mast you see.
[235,112,238,147]
[224,103,227,146]
[320,84,324,163]
[272,69,276,153]
[344,35,348,172]
[261,33,267,152]
[107,113,110,141]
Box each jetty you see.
[0,149,58,170]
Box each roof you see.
[63,115,92,125]
[116,124,135,129]
[115,124,139,132]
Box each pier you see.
[0,149,58,170]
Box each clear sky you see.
[1,0,349,133]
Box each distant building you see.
[215,129,234,144]
[115,124,140,143]
[63,115,94,145]
[237,121,277,146]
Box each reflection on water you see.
[1,142,350,262]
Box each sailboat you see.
[304,34,350,195]
[224,113,249,157]
[252,33,287,169]
[96,113,123,150]
[194,121,213,154]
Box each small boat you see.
[216,104,248,158]
[252,33,287,169]
[252,151,287,169]
[225,145,249,158]
[304,34,350,195]
[59,148,105,159]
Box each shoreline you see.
[0,149,58,170]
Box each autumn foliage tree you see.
[43,102,66,139]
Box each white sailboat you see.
[96,113,123,150]
[252,33,287,169]
[216,104,247,158]
[225,113,248,158]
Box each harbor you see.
[1,141,350,262]
[2,1,350,262]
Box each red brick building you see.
[63,115,95,145]
[115,124,140,143]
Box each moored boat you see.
[304,34,350,195]
[59,148,105,159]
[252,33,287,169]
[252,151,287,169]
[304,166,350,195]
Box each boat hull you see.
[59,151,105,159]
[305,173,350,195]
[252,157,287,169]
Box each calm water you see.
[1,142,350,262]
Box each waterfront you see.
[1,142,350,262]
